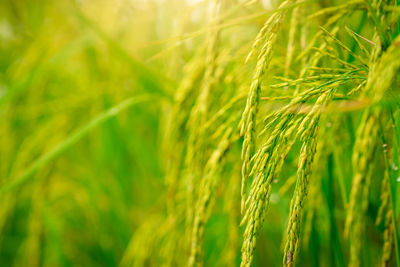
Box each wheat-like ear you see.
[184,0,223,244]
[376,170,394,267]
[382,206,394,267]
[188,127,235,267]
[283,89,333,266]
[240,75,343,266]
[345,33,400,266]
[239,0,296,216]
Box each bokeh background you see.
[0,1,252,266]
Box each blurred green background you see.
[0,0,247,266]
[0,0,179,266]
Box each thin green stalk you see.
[0,95,152,196]
[392,110,400,215]
[380,121,400,267]
[329,129,349,205]
[325,154,346,267]
[347,11,367,63]
[364,0,389,48]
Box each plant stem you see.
[380,118,400,267]
[0,95,151,197]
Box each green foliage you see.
[1,0,400,266]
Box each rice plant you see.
[1,0,400,266]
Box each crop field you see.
[1,0,400,266]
